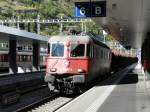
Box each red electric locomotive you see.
[45,33,112,93]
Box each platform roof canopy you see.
[73,0,150,48]
[0,25,48,43]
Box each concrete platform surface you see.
[56,63,150,112]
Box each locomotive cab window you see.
[51,43,64,57]
[70,44,85,57]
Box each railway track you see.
[28,96,75,112]
[12,90,77,112]
[16,93,60,112]
[0,86,51,112]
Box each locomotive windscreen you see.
[70,44,85,57]
[51,43,64,57]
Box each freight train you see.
[45,33,112,94]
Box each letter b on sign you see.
[91,1,106,17]
[95,7,101,15]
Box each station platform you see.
[56,63,150,112]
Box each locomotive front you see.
[45,35,91,93]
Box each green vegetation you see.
[0,0,112,41]
[0,0,75,35]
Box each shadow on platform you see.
[118,73,138,85]
[95,72,139,87]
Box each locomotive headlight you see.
[50,68,57,72]
[77,69,85,73]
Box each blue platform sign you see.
[75,1,106,17]
[75,2,90,17]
